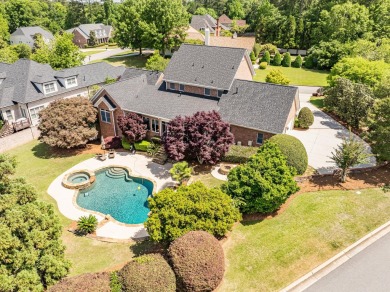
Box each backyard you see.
[5,141,390,288]
[254,66,329,86]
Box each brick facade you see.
[166,82,219,97]
[230,124,274,146]
[72,29,88,48]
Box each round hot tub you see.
[62,170,95,190]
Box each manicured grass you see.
[6,141,135,276]
[82,50,105,56]
[254,66,329,86]
[191,173,225,188]
[221,188,390,291]
[92,54,148,68]
[310,96,325,109]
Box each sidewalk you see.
[281,220,390,291]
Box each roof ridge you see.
[234,79,299,90]
[181,43,246,51]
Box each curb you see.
[281,220,390,292]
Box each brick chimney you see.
[205,28,210,46]
[216,18,220,37]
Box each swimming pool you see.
[76,167,154,224]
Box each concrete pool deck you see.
[48,152,174,240]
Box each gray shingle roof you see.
[190,14,229,32]
[163,44,250,91]
[11,26,54,41]
[68,24,112,39]
[121,68,162,85]
[98,73,298,134]
[0,59,126,108]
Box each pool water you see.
[77,167,154,224]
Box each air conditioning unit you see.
[237,141,242,146]
[248,141,253,146]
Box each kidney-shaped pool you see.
[76,167,154,224]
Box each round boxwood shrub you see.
[292,55,303,68]
[169,231,224,292]
[259,62,267,69]
[49,272,110,292]
[298,107,314,129]
[269,134,308,175]
[119,254,176,292]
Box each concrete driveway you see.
[289,86,376,174]
[82,48,132,64]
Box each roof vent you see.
[211,80,214,83]
[235,87,238,94]
[202,65,204,68]
[192,62,194,66]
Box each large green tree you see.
[226,0,245,20]
[114,0,146,54]
[366,98,390,162]
[4,0,33,32]
[0,14,9,48]
[141,0,189,54]
[324,78,374,129]
[0,154,70,291]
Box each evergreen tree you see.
[273,51,282,66]
[292,54,303,68]
[281,52,291,67]
[261,50,271,64]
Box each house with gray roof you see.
[66,23,113,48]
[10,26,54,48]
[92,44,300,147]
[190,14,229,36]
[0,59,125,134]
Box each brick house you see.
[66,24,113,48]
[92,44,300,146]
[218,14,247,27]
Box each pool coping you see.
[71,164,158,228]
[62,169,96,190]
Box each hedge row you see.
[222,145,258,163]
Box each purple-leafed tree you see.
[163,111,234,165]
[117,112,147,142]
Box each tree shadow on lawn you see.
[32,142,101,159]
[130,239,166,257]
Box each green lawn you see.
[254,66,329,86]
[221,188,390,291]
[82,50,105,56]
[92,54,148,68]
[191,173,225,188]
[310,96,325,109]
[6,141,136,276]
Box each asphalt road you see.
[304,232,390,292]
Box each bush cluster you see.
[222,145,258,163]
[297,107,314,128]
[135,140,151,151]
[259,62,268,69]
[169,231,225,292]
[292,55,303,68]
[118,254,176,292]
[269,134,308,175]
[122,137,131,150]
[49,272,111,292]
[104,136,122,149]
[145,182,241,242]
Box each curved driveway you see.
[289,86,376,174]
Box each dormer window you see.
[204,88,211,96]
[66,77,77,88]
[169,82,175,90]
[43,82,57,94]
[179,84,184,91]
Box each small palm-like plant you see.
[170,162,192,185]
[77,215,98,235]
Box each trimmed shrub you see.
[292,55,303,68]
[250,51,256,62]
[223,142,299,214]
[77,215,98,235]
[265,69,290,85]
[104,136,122,149]
[253,43,261,58]
[259,62,267,69]
[261,50,271,64]
[269,134,308,175]
[282,52,291,67]
[122,137,131,150]
[273,51,282,66]
[134,140,151,151]
[49,272,110,292]
[145,182,241,242]
[170,161,192,185]
[303,55,315,69]
[222,145,258,163]
[118,254,175,292]
[169,231,224,292]
[298,107,314,129]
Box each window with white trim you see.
[43,82,57,94]
[204,88,211,96]
[169,82,175,90]
[151,119,159,133]
[5,110,13,120]
[30,106,44,120]
[66,77,77,88]
[143,116,150,130]
[257,133,264,144]
[100,109,111,123]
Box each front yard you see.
[92,54,148,68]
[254,66,329,86]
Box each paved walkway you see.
[82,48,132,64]
[47,152,174,239]
[304,231,390,292]
[289,86,376,174]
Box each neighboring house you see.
[185,26,205,42]
[190,14,229,36]
[0,59,125,131]
[209,36,255,51]
[92,44,300,146]
[218,14,247,27]
[10,26,54,48]
[66,23,113,48]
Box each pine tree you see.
[282,52,291,67]
[273,51,282,66]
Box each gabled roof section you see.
[121,68,162,85]
[163,44,250,91]
[11,26,54,41]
